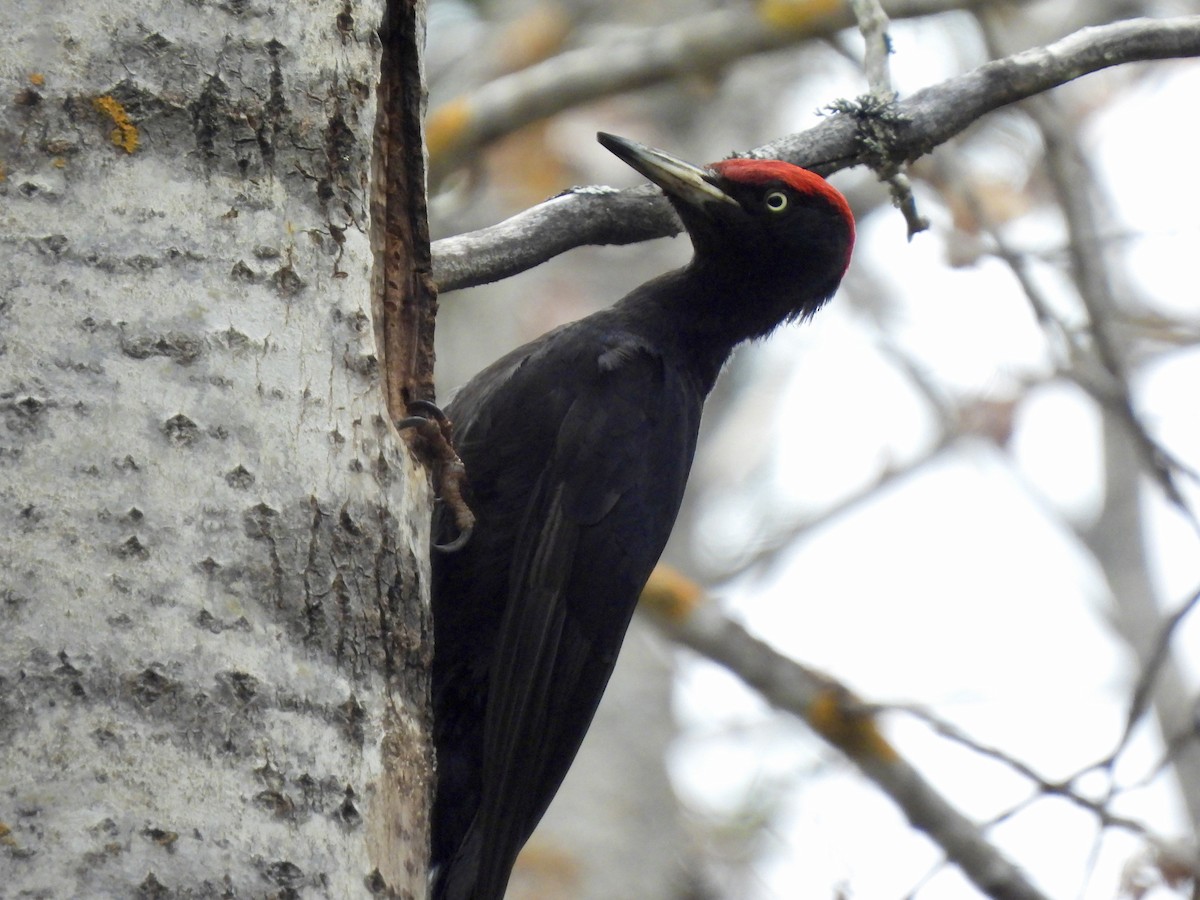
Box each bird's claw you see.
[405,399,449,424]
[397,402,475,553]
[434,525,473,554]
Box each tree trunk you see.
[0,1,432,895]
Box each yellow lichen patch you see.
[758,0,843,31]
[425,96,473,164]
[807,687,898,762]
[639,563,704,624]
[92,94,139,154]
[494,4,571,74]
[29,72,45,86]
[0,161,6,182]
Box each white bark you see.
[0,1,431,896]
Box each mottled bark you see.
[0,0,432,896]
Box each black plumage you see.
[430,133,855,900]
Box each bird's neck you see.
[616,262,802,391]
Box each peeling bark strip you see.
[423,0,992,185]
[374,0,438,420]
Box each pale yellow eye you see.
[765,190,789,212]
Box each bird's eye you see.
[764,191,789,213]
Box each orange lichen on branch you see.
[92,95,139,153]
[426,97,472,164]
[29,73,45,86]
[639,563,704,624]
[807,687,899,762]
[494,5,571,75]
[757,0,842,31]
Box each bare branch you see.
[969,8,1200,831]
[1019,93,1192,513]
[433,15,1200,292]
[427,0,1006,183]
[1117,583,1200,761]
[896,703,1200,880]
[645,563,1200,895]
[944,156,1075,356]
[848,0,929,237]
[640,566,1053,900]
[714,434,954,584]
[937,46,1200,832]
[851,0,896,92]
[773,14,1200,167]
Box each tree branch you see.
[848,0,929,237]
[894,701,1200,881]
[433,15,1200,292]
[1020,92,1190,511]
[851,0,896,93]
[426,0,1003,184]
[640,566,1052,900]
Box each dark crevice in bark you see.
[374,0,438,421]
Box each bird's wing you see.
[454,331,700,899]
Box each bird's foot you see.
[397,400,475,552]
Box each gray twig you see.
[845,0,930,238]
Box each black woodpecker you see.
[430,133,855,900]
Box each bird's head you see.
[598,132,855,325]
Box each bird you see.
[429,132,855,900]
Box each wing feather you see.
[434,325,705,900]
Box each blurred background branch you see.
[642,565,1054,900]
[426,0,1006,186]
